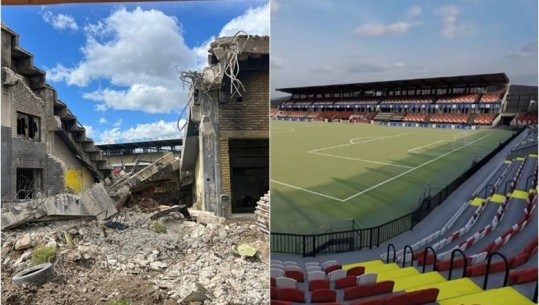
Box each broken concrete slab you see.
[108,153,176,195]
[1,183,117,230]
[187,209,226,225]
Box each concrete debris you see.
[1,183,118,230]
[14,234,32,251]
[234,244,257,258]
[107,152,176,196]
[255,192,270,235]
[188,209,226,225]
[1,211,269,304]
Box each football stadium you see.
[270,73,538,305]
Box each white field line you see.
[349,136,378,144]
[271,179,345,202]
[408,140,445,152]
[311,151,414,169]
[308,133,409,153]
[342,133,493,201]
[272,127,295,134]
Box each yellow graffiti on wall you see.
[65,170,82,193]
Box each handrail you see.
[484,184,495,199]
[422,246,437,273]
[482,252,509,289]
[527,175,536,190]
[402,245,414,268]
[448,248,468,280]
[386,243,396,263]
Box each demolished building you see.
[180,35,269,217]
[1,23,111,200]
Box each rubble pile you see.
[1,211,269,304]
[1,154,269,304]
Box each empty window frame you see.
[16,168,43,199]
[16,112,40,141]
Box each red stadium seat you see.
[347,266,365,276]
[271,287,280,300]
[309,279,330,291]
[408,288,440,304]
[334,275,357,289]
[385,293,410,305]
[311,289,337,303]
[285,270,305,282]
[511,268,538,285]
[324,264,342,274]
[271,277,276,287]
[373,280,394,295]
[279,287,305,303]
[349,299,384,305]
[344,283,375,300]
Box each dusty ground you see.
[1,209,269,305]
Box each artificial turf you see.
[271,121,513,234]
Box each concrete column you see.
[199,92,223,216]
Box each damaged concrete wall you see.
[1,24,111,200]
[52,133,95,192]
[184,35,269,217]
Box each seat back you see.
[357,272,377,284]
[308,270,326,282]
[279,287,305,303]
[347,266,365,276]
[309,279,330,291]
[276,276,297,288]
[311,288,337,303]
[329,269,347,281]
[285,270,305,282]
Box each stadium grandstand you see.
[270,73,537,304]
[96,137,181,174]
[271,73,537,128]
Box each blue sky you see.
[2,0,269,143]
[271,0,538,98]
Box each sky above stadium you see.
[271,0,538,98]
[2,0,269,143]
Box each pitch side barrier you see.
[271,128,525,257]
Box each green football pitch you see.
[270,121,513,234]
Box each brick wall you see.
[8,80,51,197]
[219,69,269,132]
[218,65,269,216]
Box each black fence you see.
[272,128,524,257]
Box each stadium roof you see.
[96,138,182,151]
[276,73,510,95]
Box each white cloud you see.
[98,117,108,124]
[406,6,422,18]
[220,3,270,36]
[194,3,270,68]
[96,120,184,143]
[41,10,79,31]
[437,5,472,38]
[47,7,196,113]
[271,56,284,69]
[83,84,180,114]
[84,125,94,137]
[113,119,123,127]
[509,40,538,58]
[356,22,412,37]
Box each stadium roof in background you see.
[276,73,510,95]
[95,138,182,152]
